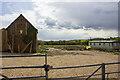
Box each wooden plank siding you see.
[6,14,38,53]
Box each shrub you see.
[113,52,119,55]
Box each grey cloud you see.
[44,18,83,30]
[58,22,72,29]
[73,26,83,29]
[45,17,56,27]
[57,21,83,29]
[85,25,102,30]
[48,2,118,30]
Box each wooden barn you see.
[6,14,38,53]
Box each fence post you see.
[45,54,48,80]
[46,70,48,80]
[102,63,105,80]
[45,54,47,65]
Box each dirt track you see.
[1,50,119,79]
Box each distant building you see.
[5,14,38,53]
[89,41,120,50]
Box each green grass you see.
[112,52,119,55]
[39,45,86,48]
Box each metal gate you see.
[49,62,120,80]
[0,54,50,80]
[0,54,120,80]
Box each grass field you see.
[39,45,86,48]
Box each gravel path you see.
[1,50,119,79]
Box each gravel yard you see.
[1,50,119,79]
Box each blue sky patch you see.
[1,2,34,15]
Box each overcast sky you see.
[0,0,119,41]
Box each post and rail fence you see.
[0,54,120,80]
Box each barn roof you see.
[6,14,38,32]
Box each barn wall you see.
[2,30,8,51]
[0,30,1,73]
[7,15,38,53]
[0,30,8,52]
[7,17,28,52]
[0,30,2,52]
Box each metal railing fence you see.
[0,54,120,80]
[0,54,48,80]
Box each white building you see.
[89,41,120,50]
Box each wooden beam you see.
[11,35,14,53]
[30,41,33,53]
[8,41,12,53]
[21,40,32,53]
[18,44,20,53]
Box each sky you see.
[0,0,119,41]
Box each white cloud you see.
[0,10,36,29]
[1,0,119,2]
[32,0,119,2]
[0,13,18,28]
[38,28,118,40]
[20,10,37,26]
[32,1,118,30]
[1,1,118,40]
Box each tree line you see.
[38,37,120,45]
[38,40,88,45]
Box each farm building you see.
[6,14,38,53]
[89,41,120,50]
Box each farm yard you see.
[1,2,120,80]
[1,49,119,79]
[0,14,120,80]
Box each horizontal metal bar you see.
[104,62,120,65]
[1,76,46,80]
[92,71,120,77]
[0,65,44,69]
[1,71,120,80]
[52,62,120,70]
[49,71,120,80]
[52,64,102,69]
[0,54,46,58]
[106,71,120,74]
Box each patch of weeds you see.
[75,53,80,55]
[80,53,85,55]
[112,52,119,55]
[63,52,69,55]
[35,53,45,55]
[104,50,114,52]
[47,52,55,56]
[38,49,47,54]
[118,49,120,52]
